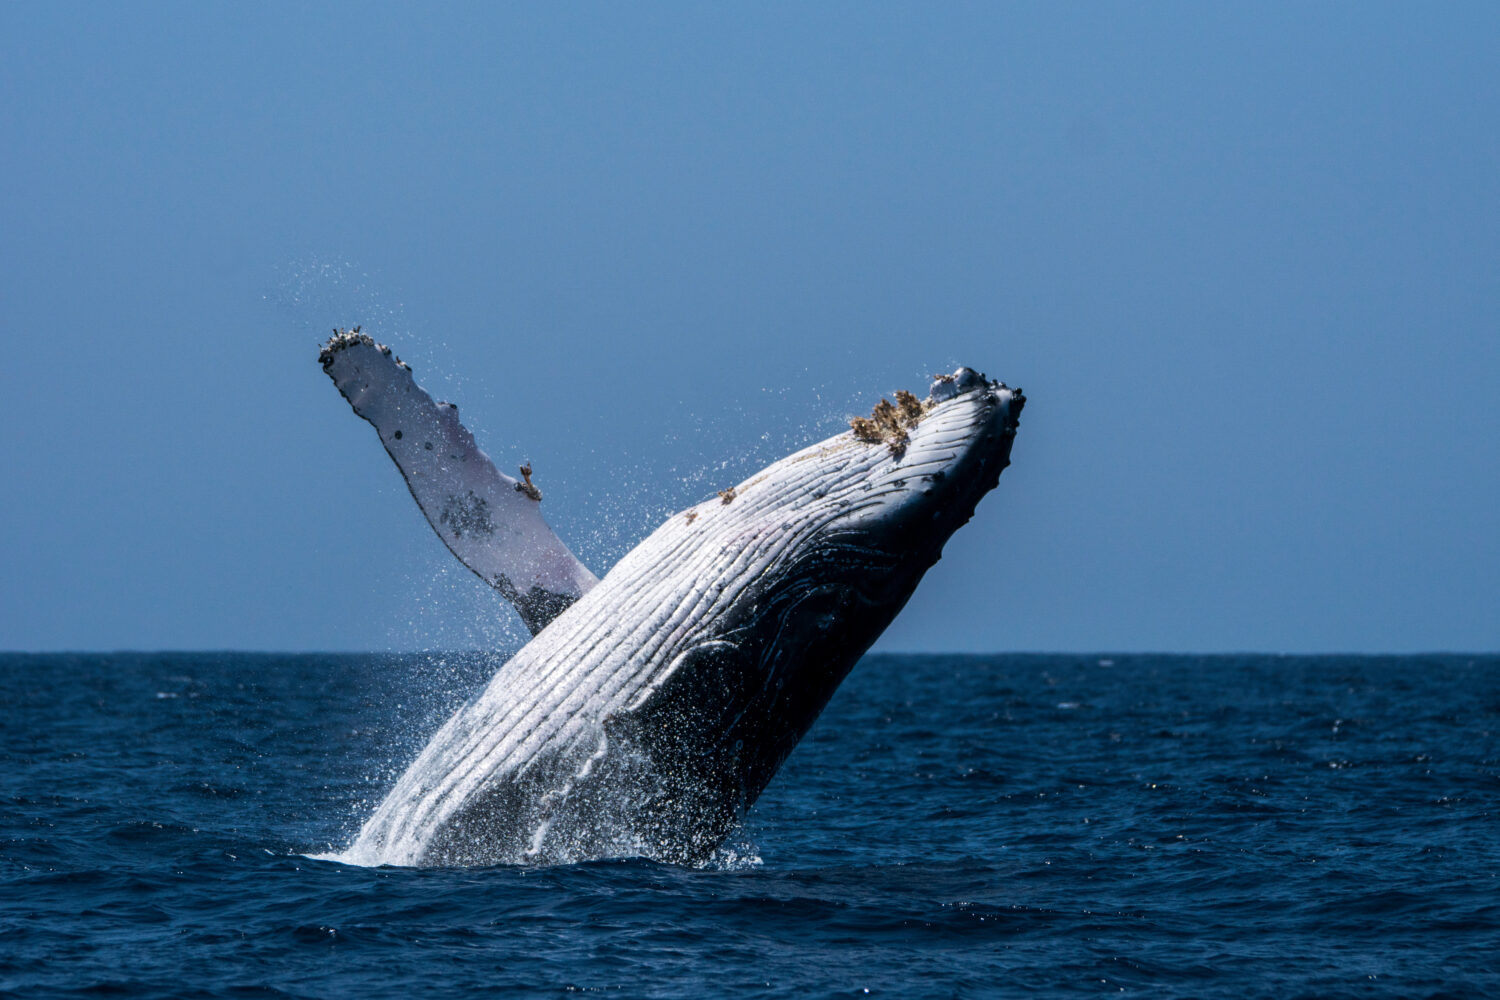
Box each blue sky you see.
[2,3,1496,652]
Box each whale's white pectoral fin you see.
[319,329,598,635]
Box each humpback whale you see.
[320,330,1023,866]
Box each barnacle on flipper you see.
[319,326,412,372]
[515,463,543,502]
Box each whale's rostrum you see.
[322,333,1023,866]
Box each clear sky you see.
[2,3,1496,653]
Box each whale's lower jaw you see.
[340,371,1022,867]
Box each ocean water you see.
[1,653,1496,998]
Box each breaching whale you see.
[320,330,1023,866]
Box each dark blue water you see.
[2,653,1496,998]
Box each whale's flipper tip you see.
[317,328,597,635]
[320,327,412,373]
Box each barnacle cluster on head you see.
[319,326,411,372]
[849,389,927,457]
